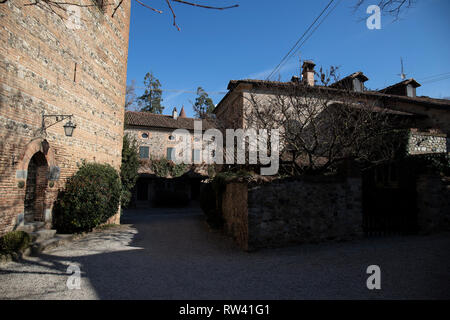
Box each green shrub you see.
[150,157,188,178]
[0,231,31,254]
[121,134,139,208]
[53,162,121,233]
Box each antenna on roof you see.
[299,54,302,78]
[397,57,407,80]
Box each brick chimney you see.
[172,107,178,120]
[302,60,316,86]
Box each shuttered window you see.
[139,146,149,159]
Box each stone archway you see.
[17,138,59,225]
[24,151,48,222]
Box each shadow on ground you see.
[1,207,450,299]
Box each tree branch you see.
[171,0,238,10]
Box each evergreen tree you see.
[120,134,139,208]
[138,72,164,114]
[193,86,215,119]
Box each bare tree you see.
[243,68,413,175]
[125,80,137,110]
[354,0,415,20]
[1,0,238,30]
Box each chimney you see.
[302,60,316,86]
[172,107,178,120]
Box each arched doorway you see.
[24,151,48,223]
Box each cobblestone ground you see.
[0,207,449,299]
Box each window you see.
[139,146,149,159]
[406,84,416,97]
[353,78,363,92]
[167,148,175,161]
[192,149,201,162]
[168,135,175,141]
[142,133,149,139]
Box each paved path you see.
[0,207,449,299]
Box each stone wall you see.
[222,182,249,250]
[416,174,450,234]
[221,176,363,250]
[125,126,188,162]
[0,1,131,235]
[408,130,447,155]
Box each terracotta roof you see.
[179,106,187,118]
[215,79,450,113]
[379,78,421,94]
[125,111,215,130]
[329,71,369,88]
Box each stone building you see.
[213,61,450,242]
[0,1,131,235]
[124,108,215,207]
[215,61,449,154]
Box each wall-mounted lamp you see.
[63,119,76,137]
[41,113,76,137]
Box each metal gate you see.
[362,162,418,235]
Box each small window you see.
[139,146,149,159]
[169,135,175,141]
[142,133,149,139]
[353,78,363,92]
[167,148,175,160]
[406,84,415,97]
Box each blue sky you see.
[126,0,450,117]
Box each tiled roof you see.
[125,111,216,130]
[329,72,369,88]
[379,78,421,93]
[216,79,450,112]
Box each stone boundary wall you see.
[408,130,447,155]
[222,183,249,250]
[416,174,450,234]
[221,176,363,250]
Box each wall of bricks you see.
[0,0,131,235]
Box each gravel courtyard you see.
[0,207,449,300]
